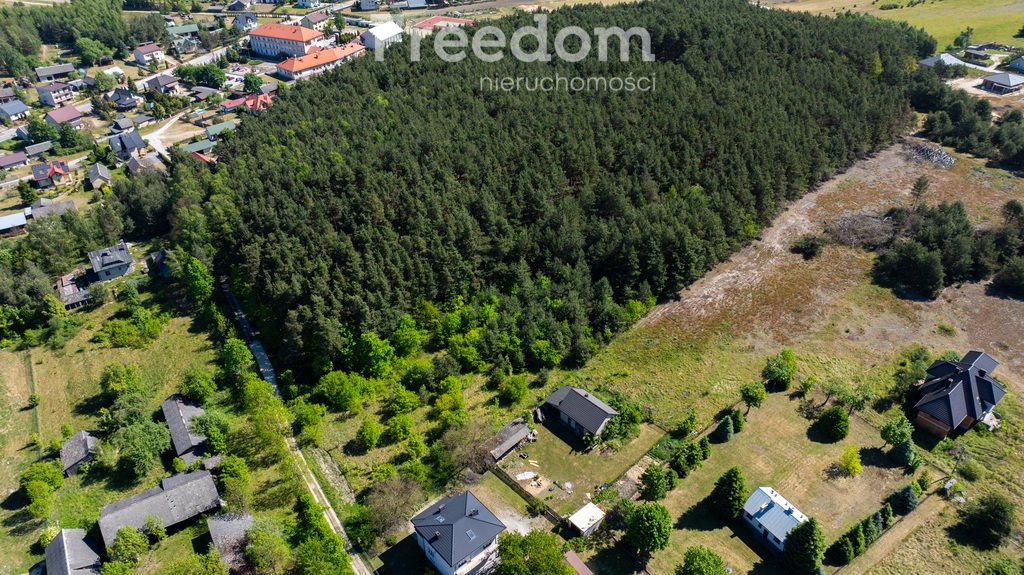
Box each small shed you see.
[60,431,98,476]
[567,502,605,537]
[484,417,531,463]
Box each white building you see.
[567,502,605,537]
[360,21,403,51]
[411,491,505,575]
[297,0,320,7]
[742,487,807,552]
[134,43,165,66]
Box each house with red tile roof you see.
[275,43,366,81]
[248,24,325,57]
[31,159,71,188]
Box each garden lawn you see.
[645,392,912,575]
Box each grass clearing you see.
[499,422,663,515]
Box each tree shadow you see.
[860,446,903,471]
[796,399,821,421]
[376,533,433,575]
[252,476,297,512]
[823,462,846,481]
[586,540,647,575]
[74,393,108,417]
[3,509,42,536]
[1,489,28,512]
[675,499,725,532]
[805,421,837,444]
[984,283,1023,301]
[945,519,1001,550]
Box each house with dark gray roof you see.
[60,430,98,475]
[542,386,618,438]
[32,197,77,220]
[914,351,1005,437]
[742,487,807,552]
[411,491,505,575]
[107,88,141,112]
[161,394,207,464]
[110,129,146,160]
[25,140,54,157]
[87,163,111,189]
[0,87,14,103]
[88,240,132,280]
[208,513,254,573]
[98,471,220,547]
[981,72,1024,94]
[45,528,101,575]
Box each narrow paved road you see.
[219,278,374,575]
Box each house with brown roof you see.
[248,23,325,57]
[134,43,165,66]
[44,105,83,129]
[300,11,330,31]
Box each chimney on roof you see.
[432,531,440,541]
[979,369,987,377]
[437,504,446,513]
[469,509,479,517]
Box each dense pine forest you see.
[190,0,934,377]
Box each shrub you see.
[887,485,919,515]
[783,517,826,574]
[817,406,849,442]
[639,465,678,501]
[993,256,1024,297]
[729,409,744,433]
[848,523,866,556]
[958,459,986,482]
[838,445,862,476]
[739,381,766,412]
[861,515,879,545]
[698,436,711,460]
[108,527,149,566]
[826,535,855,566]
[624,503,672,556]
[880,502,894,528]
[792,234,830,259]
[714,416,734,442]
[178,369,217,404]
[28,393,40,407]
[880,413,913,448]
[983,558,1020,575]
[497,375,528,404]
[356,418,383,450]
[762,348,797,390]
[385,414,413,443]
[960,493,1016,549]
[676,545,726,575]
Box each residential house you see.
[411,491,506,575]
[111,116,135,134]
[44,528,101,575]
[0,99,29,122]
[0,211,27,237]
[108,88,142,112]
[166,23,200,37]
[220,92,272,114]
[360,0,378,10]
[227,0,252,10]
[742,487,807,553]
[36,82,74,107]
[31,197,77,219]
[162,394,208,465]
[393,0,427,9]
[300,11,330,31]
[56,271,90,310]
[483,417,530,463]
[206,120,236,140]
[541,385,618,439]
[0,151,28,170]
[31,160,71,188]
[918,53,967,69]
[914,351,1006,437]
[173,35,202,56]
[59,431,98,475]
[981,72,1024,94]
[297,0,320,7]
[567,502,605,537]
[361,21,403,51]
[97,471,220,548]
[127,153,167,175]
[142,74,180,94]
[87,163,112,189]
[132,114,156,129]
[44,105,83,129]
[25,140,53,157]
[412,15,474,37]
[258,82,278,95]
[208,514,254,574]
[233,12,258,32]
[1007,56,1024,73]
[110,129,147,161]
[35,63,76,83]
[183,138,216,154]
[88,240,133,280]
[134,43,166,66]
[191,85,220,102]
[248,23,326,58]
[275,43,365,80]
[0,87,16,103]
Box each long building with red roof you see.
[275,43,366,81]
[248,23,326,58]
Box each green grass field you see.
[770,0,1024,49]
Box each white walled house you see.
[742,487,807,553]
[134,43,165,66]
[411,491,505,575]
